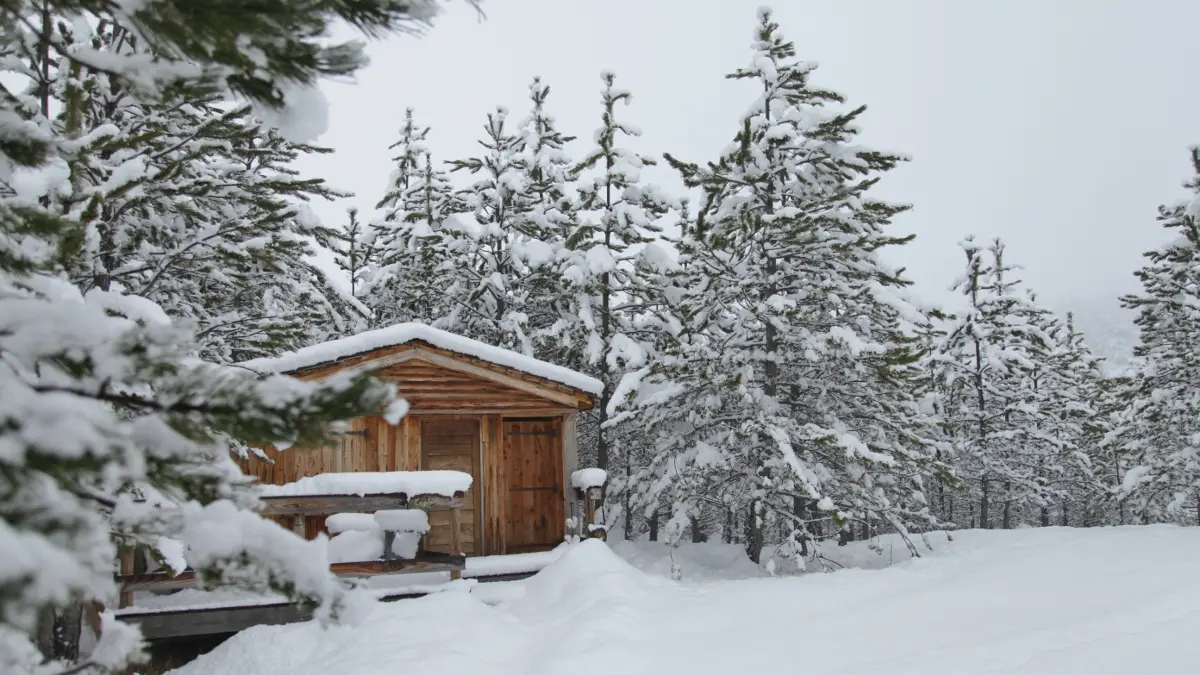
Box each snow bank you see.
[170,526,1200,675]
[570,468,607,490]
[243,322,603,394]
[257,470,471,497]
[462,547,567,578]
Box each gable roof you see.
[242,323,603,395]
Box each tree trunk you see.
[744,499,764,563]
[793,496,808,556]
[1040,505,1050,527]
[1060,502,1069,527]
[689,515,707,543]
[980,476,991,529]
[723,507,734,544]
[649,509,659,542]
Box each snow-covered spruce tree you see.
[1116,147,1200,524]
[440,106,537,353]
[512,77,576,356]
[365,109,458,326]
[331,206,378,299]
[1040,311,1108,526]
[372,108,432,257]
[614,9,943,563]
[912,307,963,527]
[23,21,368,362]
[0,1,459,672]
[938,238,1078,529]
[366,151,458,326]
[545,71,674,530]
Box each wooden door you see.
[420,418,480,555]
[503,418,564,552]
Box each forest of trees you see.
[2,3,1197,672]
[339,9,1200,563]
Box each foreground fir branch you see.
[0,1,467,673]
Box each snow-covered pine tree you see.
[0,1,459,672]
[545,71,675,529]
[26,22,368,362]
[514,77,576,358]
[440,107,537,353]
[331,206,378,299]
[365,109,458,326]
[1116,146,1200,524]
[614,9,942,562]
[373,108,432,255]
[366,151,458,326]
[912,307,962,526]
[1048,312,1109,526]
[939,238,1068,528]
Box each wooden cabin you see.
[239,323,600,557]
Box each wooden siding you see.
[503,418,565,552]
[234,341,590,559]
[380,358,574,414]
[420,418,481,555]
[285,341,593,412]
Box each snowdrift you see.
[171,526,1200,675]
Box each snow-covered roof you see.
[243,322,603,395]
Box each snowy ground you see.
[169,526,1200,675]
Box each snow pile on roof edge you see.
[241,322,603,395]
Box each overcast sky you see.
[294,0,1200,318]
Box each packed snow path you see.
[172,526,1200,675]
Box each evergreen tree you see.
[365,108,459,327]
[373,108,432,253]
[615,9,942,563]
[1117,147,1200,524]
[0,2,461,672]
[939,238,1077,529]
[1050,312,1109,526]
[18,22,368,362]
[547,71,674,528]
[515,77,577,356]
[331,206,377,299]
[440,107,536,353]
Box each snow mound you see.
[509,540,666,618]
[242,322,602,394]
[168,527,1200,675]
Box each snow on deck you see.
[256,470,472,497]
[170,526,1200,675]
[242,322,603,394]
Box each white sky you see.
[295,0,1200,318]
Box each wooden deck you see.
[119,571,537,641]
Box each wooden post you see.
[583,486,606,541]
[448,506,463,580]
[118,546,135,609]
